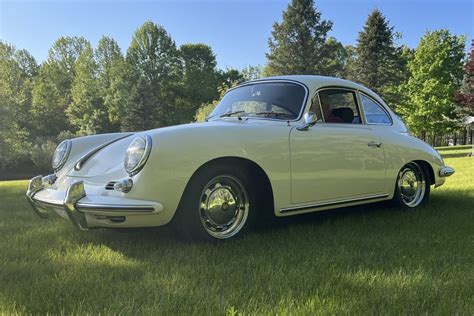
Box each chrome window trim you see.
[311,86,363,125]
[212,79,310,123]
[281,193,389,213]
[358,92,393,126]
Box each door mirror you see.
[297,112,318,131]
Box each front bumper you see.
[26,175,163,230]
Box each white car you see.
[26,76,455,241]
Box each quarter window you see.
[360,94,391,125]
[318,89,361,124]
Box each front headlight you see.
[52,140,72,171]
[124,135,152,176]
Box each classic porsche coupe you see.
[26,76,455,240]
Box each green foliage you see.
[398,30,466,136]
[0,42,36,168]
[1,17,470,170]
[29,138,57,170]
[31,36,89,136]
[67,44,109,135]
[265,0,343,76]
[195,84,232,122]
[178,43,219,122]
[350,9,407,109]
[240,65,263,81]
[95,37,126,131]
[122,21,182,131]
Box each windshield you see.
[209,82,307,120]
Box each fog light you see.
[114,178,133,193]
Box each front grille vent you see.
[105,181,117,190]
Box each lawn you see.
[0,147,473,314]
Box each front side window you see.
[318,89,361,124]
[360,94,392,125]
[209,82,306,120]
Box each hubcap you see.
[398,163,426,207]
[199,175,249,239]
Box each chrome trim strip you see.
[281,194,390,213]
[74,134,133,171]
[77,203,155,213]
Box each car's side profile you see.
[26,75,455,241]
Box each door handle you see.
[368,141,382,148]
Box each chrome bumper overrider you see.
[26,175,162,230]
[439,166,455,177]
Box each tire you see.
[174,164,258,241]
[392,162,430,208]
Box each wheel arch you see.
[173,156,275,220]
[413,160,435,185]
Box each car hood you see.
[67,135,136,179]
[66,119,288,179]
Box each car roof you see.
[247,75,381,100]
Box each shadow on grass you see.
[2,189,473,314]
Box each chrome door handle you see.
[368,141,382,148]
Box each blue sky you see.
[1,0,472,69]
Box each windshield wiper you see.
[252,111,294,118]
[219,110,245,119]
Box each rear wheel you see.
[393,162,430,208]
[175,164,257,241]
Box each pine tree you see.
[265,0,339,76]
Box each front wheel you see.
[393,162,430,208]
[174,165,257,241]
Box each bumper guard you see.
[27,175,89,230]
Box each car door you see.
[289,88,386,205]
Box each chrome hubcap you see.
[398,163,425,207]
[199,175,249,239]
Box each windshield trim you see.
[211,79,309,122]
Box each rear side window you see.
[360,94,392,125]
[318,89,361,124]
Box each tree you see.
[122,21,182,131]
[455,40,474,116]
[265,0,340,76]
[240,65,263,81]
[0,42,37,168]
[67,43,109,135]
[398,30,465,137]
[31,36,89,137]
[352,9,405,108]
[194,84,230,122]
[95,36,126,131]
[178,43,219,122]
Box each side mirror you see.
[297,112,318,131]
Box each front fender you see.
[126,122,291,225]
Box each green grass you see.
[0,150,473,314]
